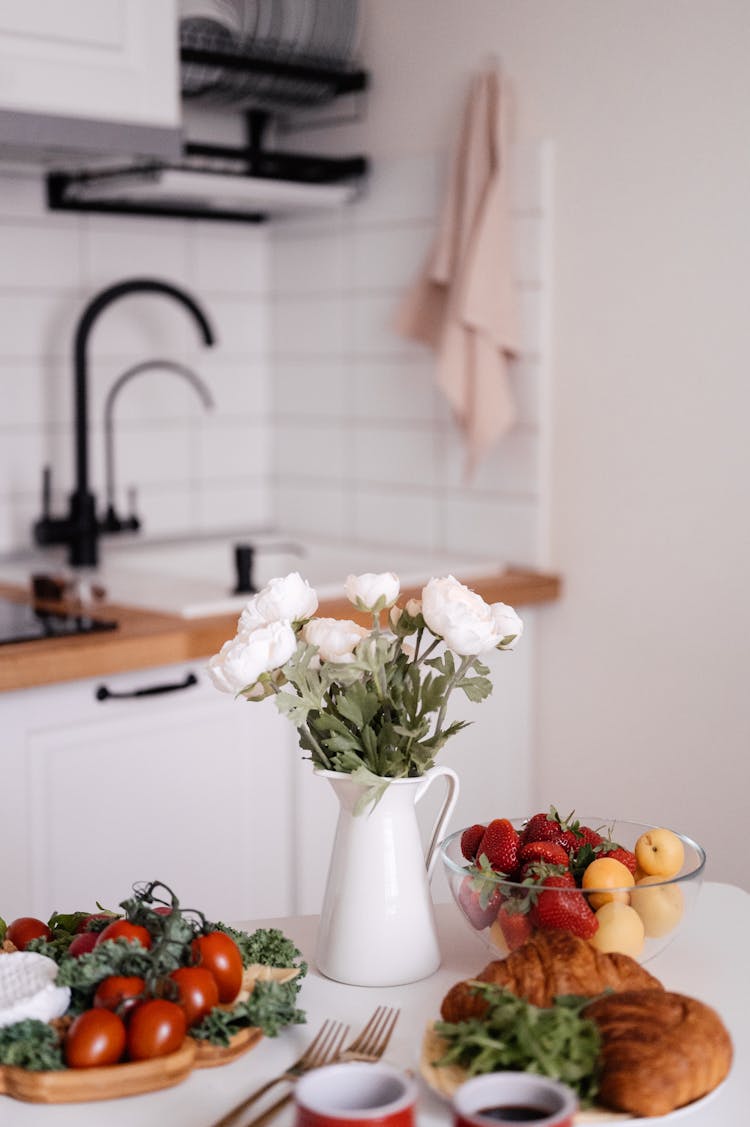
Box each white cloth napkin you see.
[395,67,520,476]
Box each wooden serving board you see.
[192,1026,263,1069]
[0,1040,197,1104]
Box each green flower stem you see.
[269,679,331,769]
[415,637,440,667]
[431,654,473,744]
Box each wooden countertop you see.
[0,569,561,693]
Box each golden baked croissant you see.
[440,929,663,1021]
[584,989,733,1117]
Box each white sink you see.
[97,532,502,618]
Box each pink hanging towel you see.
[395,67,520,475]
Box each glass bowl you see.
[439,817,705,964]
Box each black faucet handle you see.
[233,543,256,595]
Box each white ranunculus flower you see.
[421,575,511,656]
[207,620,297,694]
[344,572,400,612]
[303,617,369,664]
[238,572,318,634]
[491,602,524,649]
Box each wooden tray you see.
[192,1026,263,1069]
[0,1041,197,1104]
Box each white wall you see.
[332,0,750,888]
[0,173,273,553]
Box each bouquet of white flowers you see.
[208,571,522,793]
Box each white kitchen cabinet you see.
[1,660,297,925]
[0,0,180,158]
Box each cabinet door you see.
[12,664,295,923]
[0,0,180,157]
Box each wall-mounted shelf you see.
[46,46,370,224]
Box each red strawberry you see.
[495,903,533,950]
[458,873,501,930]
[460,823,486,862]
[477,819,520,874]
[578,825,604,848]
[534,874,598,939]
[603,846,638,875]
[521,811,564,845]
[518,841,570,868]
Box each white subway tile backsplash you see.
[206,295,269,357]
[349,293,425,359]
[0,428,48,495]
[353,423,437,490]
[441,496,540,563]
[350,223,432,291]
[0,174,46,219]
[441,427,541,498]
[508,357,543,429]
[195,478,270,533]
[198,356,270,420]
[275,420,349,481]
[196,419,271,482]
[83,216,191,291]
[271,295,345,357]
[513,216,545,285]
[271,229,346,296]
[190,223,269,294]
[353,359,438,424]
[274,361,348,420]
[0,292,81,358]
[274,480,348,539]
[352,485,439,551]
[518,288,546,357]
[0,222,82,290]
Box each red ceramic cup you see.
[452,1073,578,1127]
[294,1061,417,1127]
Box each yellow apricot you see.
[631,875,685,937]
[634,828,685,878]
[582,856,635,910]
[589,901,645,958]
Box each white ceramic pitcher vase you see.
[313,765,460,987]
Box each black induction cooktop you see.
[0,595,118,645]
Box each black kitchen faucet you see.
[33,278,215,568]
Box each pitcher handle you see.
[415,766,460,880]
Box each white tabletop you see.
[2,883,749,1125]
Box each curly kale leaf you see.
[212,924,307,986]
[0,1020,65,1071]
[191,980,306,1046]
[55,937,157,1013]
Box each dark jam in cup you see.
[478,1108,550,1123]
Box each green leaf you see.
[0,915,6,943]
[0,1020,65,1071]
[191,981,305,1044]
[456,675,493,703]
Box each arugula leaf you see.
[434,983,601,1106]
[191,981,306,1045]
[0,1020,65,1071]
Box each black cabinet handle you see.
[95,672,198,702]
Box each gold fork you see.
[239,1008,401,1127]
[211,1020,349,1127]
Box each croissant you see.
[440,929,663,1021]
[584,989,733,1117]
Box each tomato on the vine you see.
[64,1009,127,1068]
[95,920,153,949]
[6,916,52,950]
[68,931,99,958]
[169,966,219,1027]
[191,932,243,1004]
[127,999,186,1061]
[93,975,146,1017]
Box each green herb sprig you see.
[0,1020,65,1072]
[191,980,305,1045]
[434,982,601,1105]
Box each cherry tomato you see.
[95,920,152,949]
[64,1008,127,1068]
[68,931,99,958]
[93,975,146,1017]
[127,999,186,1061]
[6,916,52,950]
[191,932,243,1004]
[169,966,219,1027]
